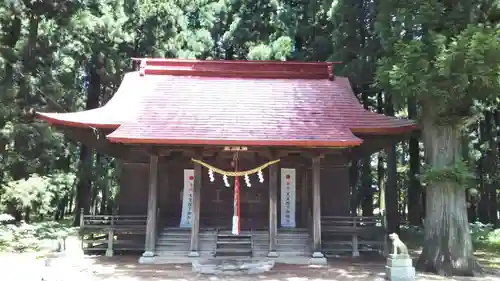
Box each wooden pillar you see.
[268,160,279,257]
[141,155,159,259]
[301,169,309,227]
[189,154,202,257]
[310,156,326,263]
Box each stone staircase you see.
[155,227,311,259]
[214,231,253,257]
[252,229,311,257]
[155,227,216,257]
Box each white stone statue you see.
[388,233,409,256]
[386,233,415,281]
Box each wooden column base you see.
[309,252,327,265]
[188,251,200,257]
[267,251,279,258]
[138,252,156,264]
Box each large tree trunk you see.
[361,155,374,216]
[385,93,399,234]
[73,54,102,226]
[407,97,422,225]
[477,120,489,223]
[416,120,482,276]
[350,160,360,215]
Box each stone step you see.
[216,235,252,240]
[214,248,252,257]
[216,244,252,250]
[157,236,214,241]
[156,242,190,246]
[216,240,251,245]
[156,250,213,256]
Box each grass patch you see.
[0,214,77,253]
[400,223,500,270]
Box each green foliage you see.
[1,173,75,219]
[0,214,76,252]
[247,36,293,60]
[401,222,500,252]
[0,0,337,224]
[420,159,475,187]
[376,1,500,125]
[0,0,498,253]
[469,222,500,252]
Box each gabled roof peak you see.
[132,58,340,80]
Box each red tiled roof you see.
[35,72,144,128]
[35,59,417,148]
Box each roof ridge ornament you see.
[328,64,335,81]
[139,59,146,76]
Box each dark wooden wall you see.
[117,161,149,215]
[116,151,352,229]
[320,155,351,216]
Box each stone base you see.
[267,251,279,258]
[309,252,327,266]
[138,256,156,264]
[192,259,275,275]
[138,251,156,264]
[387,256,412,267]
[142,251,155,257]
[385,255,415,281]
[188,251,200,257]
[385,265,415,281]
[105,249,113,257]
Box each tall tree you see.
[407,97,422,225]
[376,0,500,275]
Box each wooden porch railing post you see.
[382,211,389,257]
[80,208,85,250]
[189,153,202,257]
[310,155,326,264]
[352,217,359,257]
[140,155,159,263]
[106,216,114,257]
[79,208,84,226]
[268,159,278,257]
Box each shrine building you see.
[34,59,417,264]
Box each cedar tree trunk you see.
[416,118,482,276]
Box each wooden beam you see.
[189,150,202,257]
[59,126,133,159]
[346,134,411,161]
[141,155,159,260]
[311,156,324,257]
[301,169,309,228]
[268,150,279,257]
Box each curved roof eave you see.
[33,71,143,129]
[350,124,418,135]
[35,110,120,129]
[105,136,364,148]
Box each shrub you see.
[0,214,77,252]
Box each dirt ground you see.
[1,253,500,281]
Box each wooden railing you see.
[79,209,147,256]
[321,215,387,257]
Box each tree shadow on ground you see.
[44,254,500,281]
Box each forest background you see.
[1,0,500,277]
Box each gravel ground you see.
[1,253,500,281]
[1,237,499,281]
